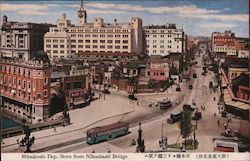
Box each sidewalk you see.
[2,93,135,152]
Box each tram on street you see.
[86,122,129,144]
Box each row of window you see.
[145,30,175,33]
[147,71,165,76]
[69,29,129,33]
[3,87,48,102]
[147,45,178,49]
[0,65,31,76]
[146,50,173,54]
[46,39,66,43]
[70,34,129,38]
[1,75,49,88]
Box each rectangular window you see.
[44,78,48,85]
[44,90,48,97]
[123,40,128,44]
[93,40,98,43]
[85,45,90,48]
[107,40,112,43]
[115,40,120,43]
[85,40,90,43]
[123,46,128,49]
[33,82,36,91]
[100,40,105,43]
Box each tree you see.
[180,107,193,148]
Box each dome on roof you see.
[33,50,49,62]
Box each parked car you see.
[192,112,202,120]
[176,85,181,91]
[167,112,182,124]
[102,89,110,94]
[128,94,137,100]
[188,85,193,89]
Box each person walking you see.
[217,119,220,126]
[53,126,57,132]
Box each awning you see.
[223,89,250,111]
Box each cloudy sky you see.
[0,0,249,37]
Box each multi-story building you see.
[238,50,249,58]
[211,30,236,55]
[44,2,143,60]
[0,15,53,60]
[232,73,249,101]
[144,24,185,57]
[146,58,170,81]
[0,52,51,123]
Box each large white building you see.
[44,2,143,60]
[0,15,53,61]
[144,24,185,57]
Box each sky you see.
[0,0,249,37]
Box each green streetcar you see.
[86,122,129,144]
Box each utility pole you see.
[136,122,145,153]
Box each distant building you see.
[44,2,143,60]
[144,24,185,57]
[51,64,92,110]
[238,50,249,58]
[211,30,236,56]
[0,15,53,60]
[0,51,51,123]
[146,58,170,81]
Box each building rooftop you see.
[144,24,177,29]
[232,73,249,95]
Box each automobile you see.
[167,112,182,124]
[102,89,110,94]
[159,99,172,109]
[176,85,181,91]
[192,112,202,120]
[188,85,193,89]
[128,94,137,100]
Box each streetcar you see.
[86,122,129,144]
[159,99,172,109]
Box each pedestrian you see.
[217,119,220,126]
[224,123,227,130]
[214,97,216,101]
[107,147,111,153]
[53,126,57,132]
[92,149,95,153]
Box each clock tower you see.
[78,0,87,25]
